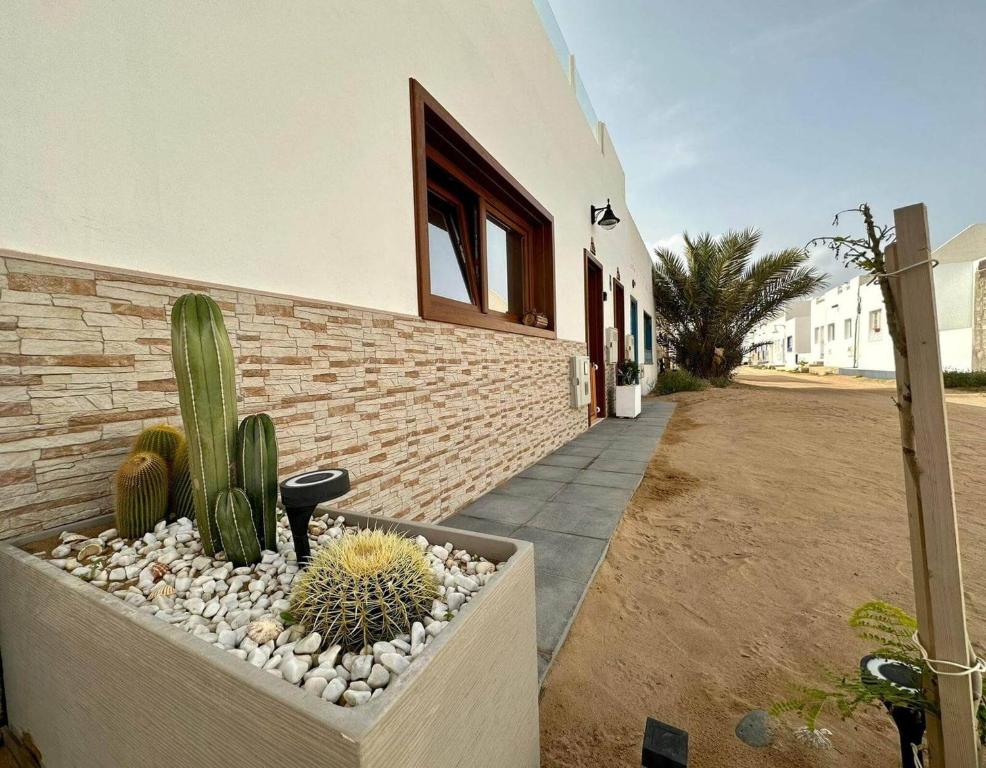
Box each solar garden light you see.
[641,718,688,767]
[279,468,351,564]
[859,654,926,768]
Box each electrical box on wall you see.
[605,327,619,363]
[570,355,591,408]
[624,334,634,361]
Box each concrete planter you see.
[0,511,538,768]
[614,383,641,418]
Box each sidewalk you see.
[442,399,676,681]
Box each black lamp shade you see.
[597,202,620,229]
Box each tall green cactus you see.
[170,293,238,554]
[115,451,169,538]
[133,424,185,468]
[215,488,261,567]
[237,413,279,551]
[170,441,196,522]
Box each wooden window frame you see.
[410,79,556,339]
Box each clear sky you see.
[547,0,986,286]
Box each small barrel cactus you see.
[289,529,439,650]
[170,293,238,554]
[236,413,279,550]
[215,488,261,566]
[169,441,196,522]
[132,423,185,468]
[115,451,169,538]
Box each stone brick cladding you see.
[0,250,587,540]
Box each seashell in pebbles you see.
[76,543,104,562]
[246,618,284,645]
[149,582,176,600]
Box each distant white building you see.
[746,299,811,368]
[807,224,986,376]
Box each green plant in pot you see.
[614,359,642,417]
[170,293,280,564]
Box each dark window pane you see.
[486,217,523,315]
[428,200,472,304]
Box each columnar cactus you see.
[290,530,440,650]
[170,293,238,554]
[169,441,196,522]
[133,423,185,468]
[236,413,279,550]
[115,451,169,538]
[215,488,262,567]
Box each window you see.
[644,312,654,364]
[827,323,835,341]
[814,327,821,344]
[786,336,793,352]
[869,309,883,338]
[844,318,853,339]
[411,80,555,338]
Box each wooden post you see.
[893,203,979,767]
[886,242,944,760]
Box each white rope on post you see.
[866,258,940,285]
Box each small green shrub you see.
[943,370,986,389]
[616,359,641,386]
[656,369,707,395]
[708,376,732,388]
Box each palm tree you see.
[652,229,825,378]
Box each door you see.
[630,297,638,362]
[613,279,626,365]
[584,253,605,422]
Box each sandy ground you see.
[539,367,986,767]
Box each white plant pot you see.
[0,511,539,768]
[614,383,641,418]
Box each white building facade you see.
[808,224,986,376]
[0,1,659,539]
[746,300,811,368]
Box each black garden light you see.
[859,654,926,768]
[641,717,688,767]
[279,468,351,564]
[590,198,621,230]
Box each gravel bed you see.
[35,513,503,707]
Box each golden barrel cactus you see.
[115,451,169,538]
[132,423,185,468]
[289,529,439,650]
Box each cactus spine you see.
[132,424,185,468]
[215,488,261,567]
[170,293,238,554]
[237,413,279,550]
[290,530,440,650]
[170,441,196,522]
[115,452,169,538]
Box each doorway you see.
[613,278,626,365]
[584,252,605,423]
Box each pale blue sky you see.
[548,0,986,285]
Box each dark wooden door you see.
[585,255,605,421]
[613,279,626,365]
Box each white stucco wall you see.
[0,0,655,348]
[806,224,986,375]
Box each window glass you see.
[428,197,472,305]
[485,217,523,315]
[644,312,654,364]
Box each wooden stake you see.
[886,242,944,761]
[893,203,979,767]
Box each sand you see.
[539,368,986,767]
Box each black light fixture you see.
[279,468,351,564]
[590,199,621,230]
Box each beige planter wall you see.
[0,0,657,347]
[0,513,539,768]
[0,251,585,540]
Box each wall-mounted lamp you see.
[590,199,621,230]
